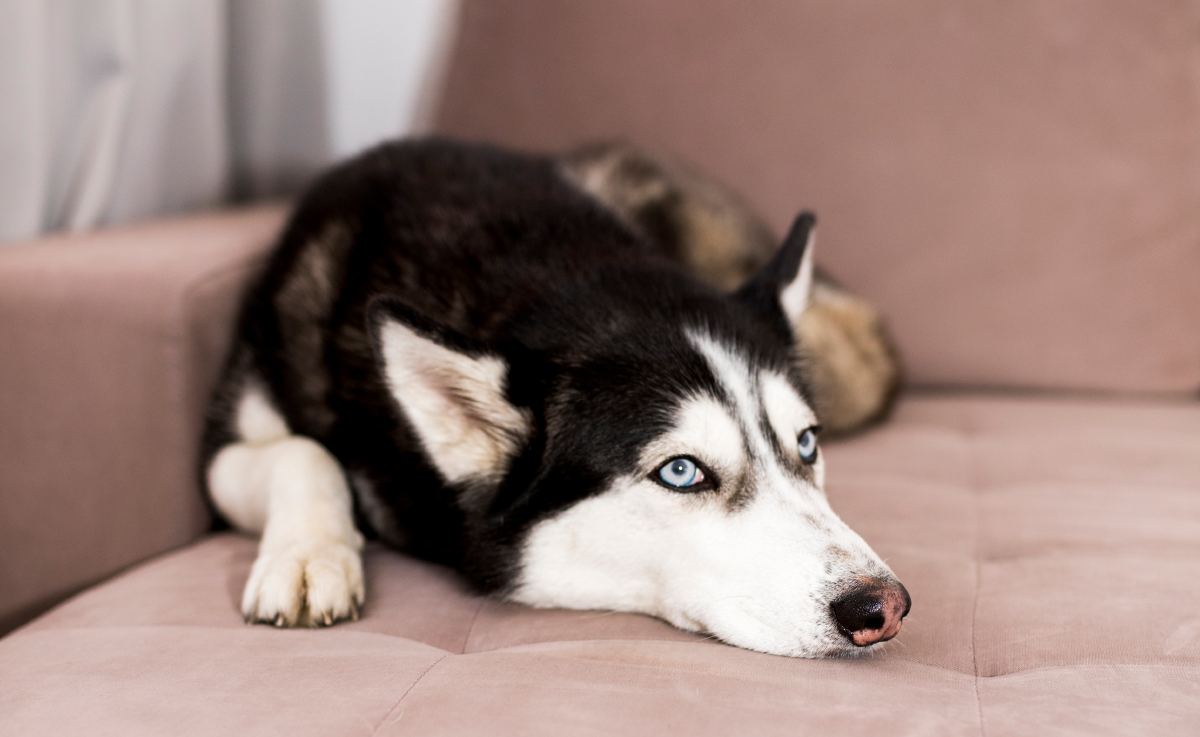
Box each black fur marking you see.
[202,138,817,594]
[757,408,793,478]
[733,211,815,341]
[773,212,817,286]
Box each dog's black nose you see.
[831,579,911,647]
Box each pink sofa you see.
[3,3,1199,734]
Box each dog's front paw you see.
[242,538,365,627]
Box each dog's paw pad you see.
[242,540,365,628]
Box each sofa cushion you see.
[2,394,1199,735]
[436,0,1200,394]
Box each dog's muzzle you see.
[831,578,912,647]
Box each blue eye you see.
[658,457,704,488]
[798,428,818,463]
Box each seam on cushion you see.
[979,662,1200,679]
[371,652,449,734]
[451,637,979,672]
[458,599,487,653]
[966,412,986,737]
[456,636,720,656]
[3,623,456,659]
[455,637,982,671]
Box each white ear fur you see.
[778,226,815,327]
[377,318,531,484]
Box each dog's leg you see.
[207,384,364,627]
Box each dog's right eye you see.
[797,427,819,463]
[655,457,707,490]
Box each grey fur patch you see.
[272,221,355,435]
[723,464,756,513]
[560,141,776,292]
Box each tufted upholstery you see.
[4,395,1198,735]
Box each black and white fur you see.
[202,139,908,658]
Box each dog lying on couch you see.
[202,138,906,658]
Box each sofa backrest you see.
[435,0,1200,394]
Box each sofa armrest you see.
[0,206,287,634]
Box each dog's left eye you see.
[797,428,819,463]
[656,457,705,489]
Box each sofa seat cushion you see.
[3,394,1199,735]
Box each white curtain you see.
[0,0,460,243]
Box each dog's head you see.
[371,213,909,658]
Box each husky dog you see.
[203,138,909,658]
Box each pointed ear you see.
[734,211,816,332]
[370,299,532,486]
